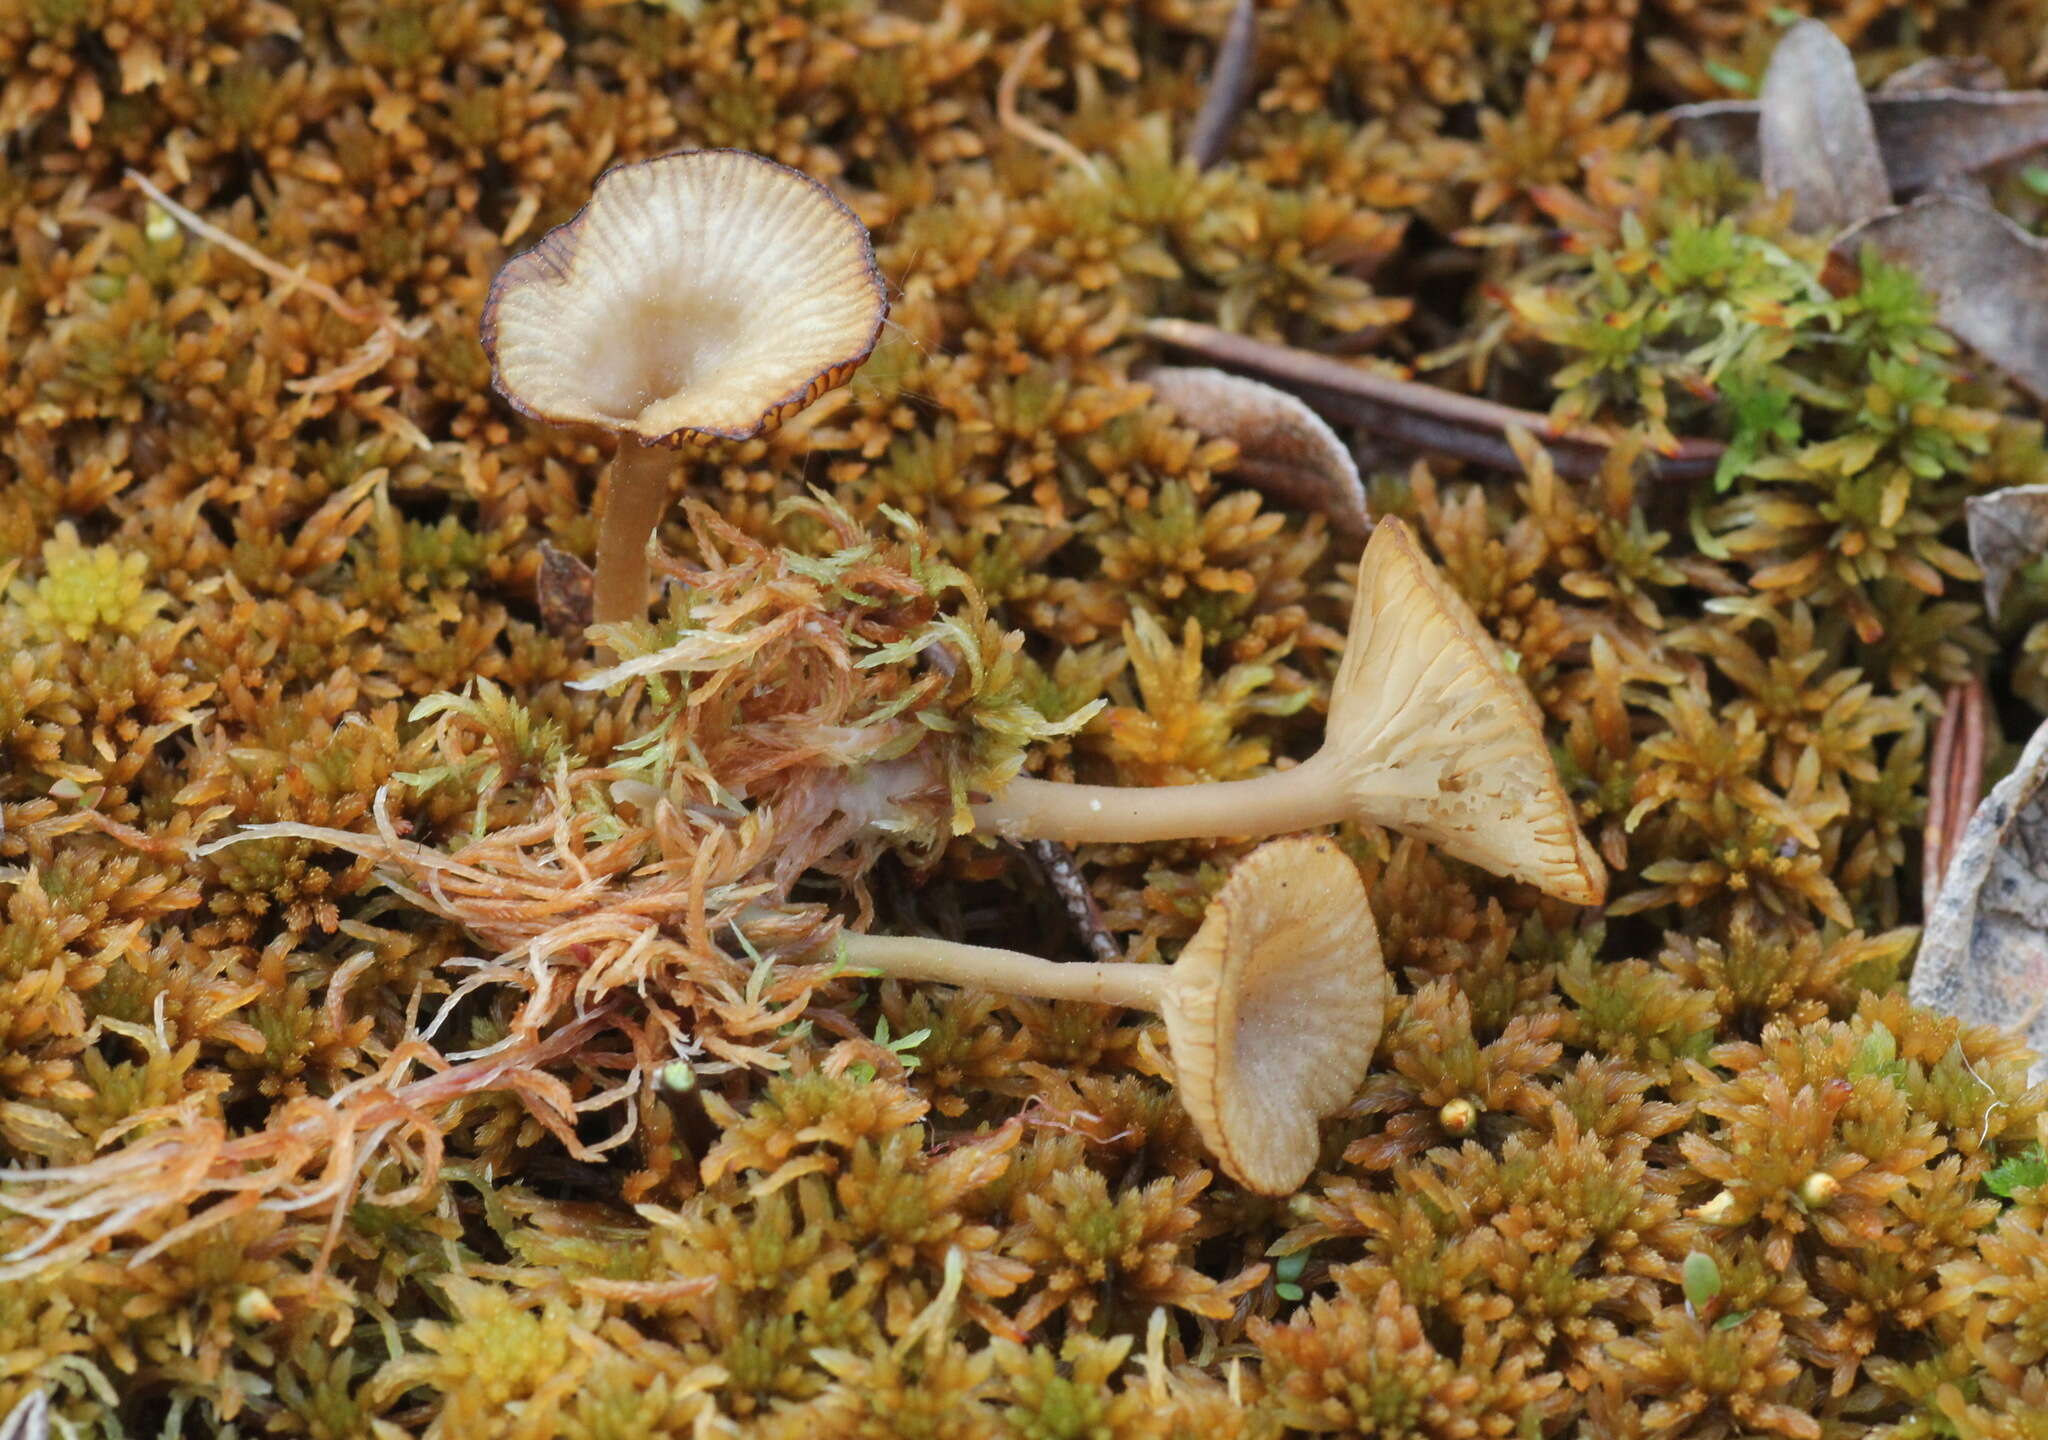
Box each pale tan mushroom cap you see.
[482,149,888,445]
[1326,516,1607,906]
[1165,836,1385,1194]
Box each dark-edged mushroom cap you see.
[482,149,888,445]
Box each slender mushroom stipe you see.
[592,440,678,628]
[835,836,1386,1194]
[970,516,1607,905]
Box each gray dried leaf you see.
[1832,195,2048,399]
[1869,88,2048,191]
[0,1392,48,1440]
[1145,366,1369,537]
[1757,20,1890,232]
[1669,83,2048,195]
[1879,56,2007,94]
[1915,718,2048,1083]
[1967,485,2048,625]
[1879,62,2004,208]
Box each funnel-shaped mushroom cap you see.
[1326,517,1606,906]
[482,149,888,445]
[1164,836,1385,1194]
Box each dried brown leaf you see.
[1756,21,1890,232]
[1831,195,2048,399]
[1966,484,2048,625]
[537,541,595,637]
[1145,365,1369,536]
[1670,86,2048,196]
[1915,717,2048,1082]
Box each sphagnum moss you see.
[5,0,2048,1436]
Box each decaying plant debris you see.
[1916,718,2048,1082]
[1834,196,2048,401]
[1756,21,1891,233]
[1670,72,2048,197]
[10,3,2048,1437]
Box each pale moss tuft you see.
[11,523,168,642]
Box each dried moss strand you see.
[996,25,1102,182]
[836,932,1168,1011]
[125,169,380,327]
[593,440,676,626]
[971,754,1346,844]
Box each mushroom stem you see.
[593,440,675,626]
[971,753,1346,845]
[836,932,1168,1011]
[960,517,1608,906]
[831,836,1387,1195]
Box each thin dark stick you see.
[1953,676,1989,857]
[1022,839,1123,963]
[1186,0,1258,170]
[1141,318,1725,482]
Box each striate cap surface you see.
[483,149,888,446]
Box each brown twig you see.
[1924,677,1990,912]
[1141,318,1726,482]
[1953,678,1989,856]
[1924,687,1958,902]
[1185,0,1258,170]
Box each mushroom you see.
[482,149,889,626]
[968,515,1606,905]
[834,835,1384,1193]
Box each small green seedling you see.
[1987,1143,2048,1199]
[1681,1250,1722,1316]
[848,1016,931,1083]
[1274,1251,1309,1303]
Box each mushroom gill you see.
[481,149,889,626]
[832,836,1385,1194]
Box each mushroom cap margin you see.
[481,148,889,447]
[1165,835,1386,1194]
